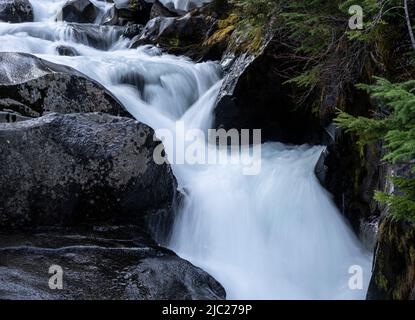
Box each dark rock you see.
[122,23,144,39]
[314,147,329,187]
[160,0,195,14]
[0,112,177,228]
[100,4,118,25]
[0,22,124,50]
[56,45,79,57]
[60,0,99,24]
[313,119,383,250]
[0,98,39,117]
[367,218,415,300]
[130,13,215,59]
[0,0,33,23]
[0,226,226,300]
[149,0,178,20]
[322,133,385,246]
[0,52,128,117]
[359,215,379,252]
[102,0,153,26]
[366,164,415,299]
[0,110,30,123]
[66,23,125,50]
[214,46,324,144]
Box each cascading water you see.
[1,0,372,299]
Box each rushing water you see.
[1,0,372,299]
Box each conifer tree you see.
[336,78,415,222]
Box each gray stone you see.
[101,0,153,26]
[0,110,30,123]
[0,0,33,23]
[0,98,39,117]
[0,112,177,228]
[56,45,79,57]
[0,226,226,300]
[149,0,178,20]
[61,0,99,24]
[0,52,128,117]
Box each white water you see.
[1,0,372,299]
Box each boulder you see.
[0,52,128,117]
[0,0,33,23]
[66,23,125,50]
[149,0,178,20]
[56,45,79,57]
[0,112,177,228]
[0,226,226,299]
[60,0,100,24]
[101,0,153,26]
[130,13,215,59]
[159,0,197,13]
[214,46,324,144]
[122,23,144,39]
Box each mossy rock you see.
[367,217,415,299]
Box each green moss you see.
[204,25,236,47]
[203,10,267,55]
[392,284,402,300]
[235,25,264,54]
[218,13,239,29]
[129,0,139,11]
[376,271,389,291]
[165,36,181,48]
[203,13,238,48]
[410,246,415,262]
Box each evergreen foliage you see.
[336,78,415,222]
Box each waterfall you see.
[1,0,372,299]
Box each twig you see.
[404,0,415,52]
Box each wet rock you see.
[0,226,226,300]
[367,218,415,300]
[149,0,178,20]
[312,120,384,249]
[366,164,415,299]
[214,45,324,144]
[0,110,30,123]
[0,98,39,117]
[0,112,177,228]
[359,216,379,252]
[130,12,215,59]
[323,134,386,241]
[67,23,125,50]
[60,0,100,24]
[121,23,144,39]
[102,0,153,26]
[159,0,197,13]
[0,52,128,117]
[128,254,225,299]
[0,0,33,23]
[314,147,329,187]
[56,45,79,57]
